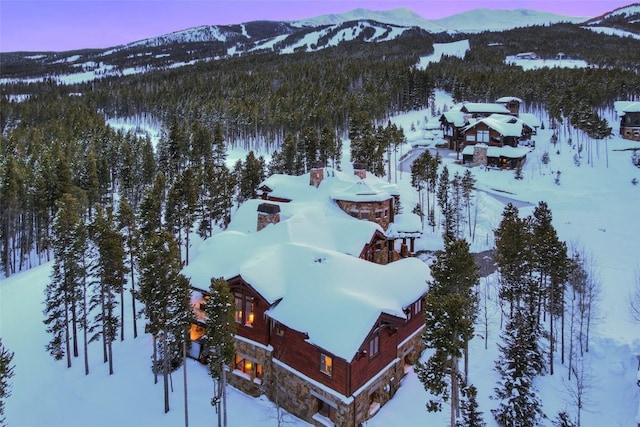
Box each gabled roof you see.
[463,115,523,137]
[240,243,430,361]
[332,180,392,203]
[495,96,523,103]
[183,198,384,286]
[459,102,511,115]
[614,101,640,115]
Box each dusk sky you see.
[0,0,634,52]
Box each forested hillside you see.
[2,21,640,279]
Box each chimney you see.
[353,162,366,180]
[257,203,281,231]
[309,161,324,188]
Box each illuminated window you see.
[369,333,379,358]
[190,323,206,341]
[320,353,333,376]
[234,355,263,382]
[234,292,255,327]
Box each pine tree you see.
[205,277,237,427]
[237,151,265,204]
[0,339,15,427]
[492,311,545,427]
[91,204,127,375]
[43,193,86,368]
[531,201,569,375]
[117,199,139,338]
[137,230,192,413]
[457,384,485,427]
[139,172,166,240]
[416,238,479,426]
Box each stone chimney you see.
[353,162,366,180]
[473,144,488,167]
[257,203,281,231]
[309,161,324,188]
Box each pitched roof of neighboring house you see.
[495,96,523,103]
[462,144,532,159]
[463,115,523,137]
[518,112,541,129]
[459,102,512,115]
[441,110,466,126]
[241,242,430,361]
[614,101,640,115]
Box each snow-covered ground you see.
[2,88,640,426]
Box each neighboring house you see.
[515,52,538,60]
[439,101,514,150]
[460,115,532,169]
[614,101,640,142]
[184,166,430,427]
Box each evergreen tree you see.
[137,230,192,413]
[204,277,237,427]
[117,198,139,338]
[457,384,485,427]
[139,172,166,240]
[531,201,569,375]
[237,151,265,204]
[43,193,86,368]
[492,311,545,427]
[0,339,14,427]
[416,237,479,426]
[91,204,127,375]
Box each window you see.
[234,292,254,327]
[316,398,336,423]
[190,323,206,341]
[414,298,422,315]
[272,320,285,337]
[368,390,381,416]
[477,130,490,143]
[234,355,263,383]
[369,333,379,358]
[320,353,333,376]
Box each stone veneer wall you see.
[335,199,391,231]
[472,145,488,167]
[257,211,280,231]
[227,338,273,397]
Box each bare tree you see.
[630,268,640,324]
[563,354,596,426]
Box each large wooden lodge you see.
[183,165,430,426]
[439,97,539,169]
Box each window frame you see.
[320,353,333,377]
[369,332,380,358]
[234,291,255,327]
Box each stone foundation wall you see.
[472,145,488,167]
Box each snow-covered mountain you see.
[129,7,584,51]
[581,2,640,37]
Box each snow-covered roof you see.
[518,112,541,129]
[460,102,511,115]
[386,213,423,238]
[463,115,523,137]
[495,96,523,103]
[332,180,392,203]
[183,198,384,287]
[239,242,429,361]
[614,101,640,115]
[259,167,400,202]
[441,111,466,126]
[461,144,532,159]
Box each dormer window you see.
[234,292,254,327]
